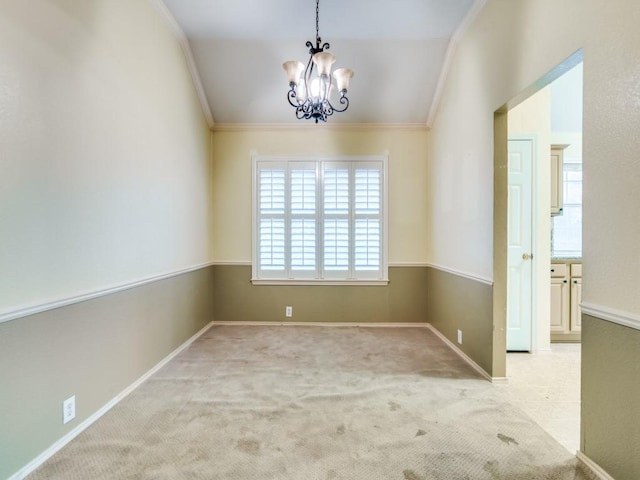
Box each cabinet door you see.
[550,277,570,333]
[551,263,568,278]
[570,278,582,332]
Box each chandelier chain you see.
[315,0,320,42]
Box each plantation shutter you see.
[323,163,350,277]
[256,162,286,278]
[354,164,382,277]
[290,163,317,278]
[254,157,386,283]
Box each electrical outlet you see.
[457,329,462,345]
[63,395,76,424]
[285,306,293,317]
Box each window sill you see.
[251,279,389,286]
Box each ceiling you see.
[159,0,482,126]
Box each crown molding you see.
[426,0,487,127]
[211,123,430,133]
[148,0,215,128]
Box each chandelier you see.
[282,0,354,123]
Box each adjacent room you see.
[1,1,639,479]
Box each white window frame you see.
[252,155,389,285]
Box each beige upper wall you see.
[429,0,581,280]
[211,128,429,264]
[430,0,640,315]
[0,0,212,315]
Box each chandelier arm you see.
[299,100,314,119]
[286,86,300,107]
[329,95,349,113]
[323,102,334,118]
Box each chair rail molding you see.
[581,302,640,332]
[0,262,214,324]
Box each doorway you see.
[498,51,584,452]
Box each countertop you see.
[551,257,582,262]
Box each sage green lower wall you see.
[212,265,428,324]
[0,266,214,480]
[426,268,494,376]
[581,314,640,480]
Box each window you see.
[253,156,388,284]
[552,162,582,257]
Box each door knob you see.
[522,253,533,260]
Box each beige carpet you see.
[29,326,594,479]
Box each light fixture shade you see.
[282,60,304,84]
[312,52,336,76]
[333,68,354,92]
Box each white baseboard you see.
[490,377,509,384]
[8,321,215,480]
[576,451,615,480]
[424,324,497,383]
[211,321,431,328]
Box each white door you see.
[507,138,534,351]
